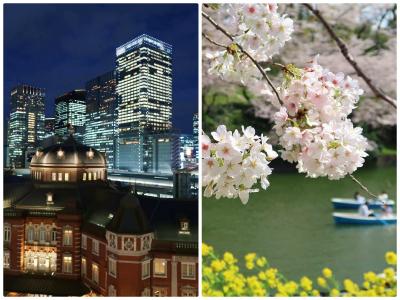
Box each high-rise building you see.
[179,134,196,169]
[84,71,117,169]
[44,117,55,138]
[54,90,86,142]
[8,84,45,168]
[116,34,172,172]
[192,113,198,162]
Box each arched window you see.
[88,172,92,181]
[63,226,73,246]
[83,173,87,181]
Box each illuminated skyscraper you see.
[116,34,173,172]
[84,71,117,169]
[8,84,45,168]
[193,113,198,162]
[44,117,55,139]
[54,90,86,142]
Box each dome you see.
[30,135,107,184]
[31,135,106,168]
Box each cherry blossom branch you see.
[349,174,378,199]
[202,11,283,106]
[203,32,296,77]
[304,3,397,108]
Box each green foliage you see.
[202,86,273,135]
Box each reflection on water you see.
[203,168,396,283]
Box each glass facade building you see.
[54,90,86,142]
[84,71,117,169]
[8,85,45,168]
[116,34,173,172]
[44,117,55,139]
[192,113,198,162]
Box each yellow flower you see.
[363,281,370,289]
[258,271,266,281]
[300,276,313,291]
[284,281,298,295]
[384,267,395,280]
[223,252,236,265]
[265,268,278,279]
[202,243,213,257]
[245,253,256,263]
[256,257,267,267]
[385,251,397,265]
[311,289,320,296]
[363,271,377,283]
[330,288,340,296]
[203,266,213,278]
[322,267,332,278]
[317,277,327,288]
[223,269,236,282]
[211,259,226,272]
[299,291,308,296]
[246,261,255,270]
[343,279,358,294]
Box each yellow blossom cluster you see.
[202,244,397,297]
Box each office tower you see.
[44,117,55,138]
[8,84,45,168]
[84,71,117,169]
[193,113,198,162]
[179,134,196,169]
[54,90,86,142]
[116,34,172,172]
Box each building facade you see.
[84,71,117,170]
[192,113,198,162]
[179,134,196,169]
[44,117,55,139]
[4,136,198,296]
[55,90,86,142]
[7,85,45,168]
[116,34,173,172]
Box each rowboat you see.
[331,198,395,210]
[333,212,396,225]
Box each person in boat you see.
[377,190,389,204]
[354,191,366,204]
[359,201,375,217]
[382,203,393,216]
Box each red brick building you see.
[4,136,198,296]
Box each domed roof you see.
[31,135,106,168]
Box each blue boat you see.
[333,212,396,225]
[331,198,395,210]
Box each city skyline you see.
[4,4,198,134]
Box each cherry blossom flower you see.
[202,125,277,204]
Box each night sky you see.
[4,4,198,134]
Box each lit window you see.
[39,226,46,243]
[92,264,99,284]
[65,173,69,181]
[4,224,11,242]
[93,172,97,180]
[88,172,92,181]
[82,234,87,249]
[181,262,196,280]
[52,173,57,181]
[4,251,10,269]
[181,288,197,297]
[58,173,63,181]
[108,285,116,296]
[142,260,150,279]
[81,257,87,277]
[51,230,57,243]
[92,239,99,255]
[83,173,87,181]
[63,227,72,246]
[63,254,72,273]
[27,226,34,242]
[108,257,117,277]
[153,258,167,277]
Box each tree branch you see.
[303,3,397,108]
[202,11,283,106]
[349,174,378,199]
